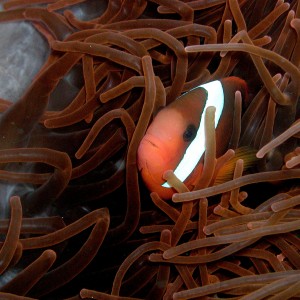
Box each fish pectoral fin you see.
[214,146,259,185]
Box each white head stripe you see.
[162,80,224,188]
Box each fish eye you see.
[183,124,197,142]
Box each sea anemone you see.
[0,0,299,299]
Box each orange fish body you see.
[137,77,247,199]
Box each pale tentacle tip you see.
[163,169,175,181]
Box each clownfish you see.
[137,77,250,199]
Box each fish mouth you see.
[143,138,159,149]
[139,135,180,169]
[142,133,166,151]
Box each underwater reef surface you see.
[0,0,299,299]
[0,21,48,101]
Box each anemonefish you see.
[137,77,248,199]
